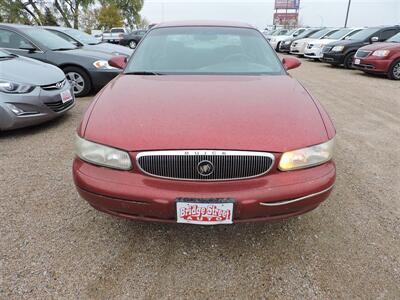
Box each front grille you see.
[44,99,74,112]
[136,150,275,181]
[355,50,372,58]
[41,79,67,91]
[322,46,333,53]
[307,44,314,49]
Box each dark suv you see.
[321,26,400,68]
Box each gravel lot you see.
[1,58,399,299]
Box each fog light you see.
[7,103,25,115]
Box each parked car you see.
[321,26,400,68]
[279,28,323,52]
[290,28,340,56]
[0,24,121,97]
[44,26,133,57]
[91,30,103,42]
[269,28,308,51]
[73,21,336,225]
[0,49,74,131]
[102,27,129,44]
[353,32,400,79]
[304,27,364,60]
[265,28,289,41]
[119,29,147,49]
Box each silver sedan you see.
[0,50,74,131]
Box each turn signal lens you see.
[279,138,335,171]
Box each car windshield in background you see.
[295,29,316,39]
[111,28,124,33]
[309,29,332,39]
[24,28,77,50]
[284,29,296,36]
[125,26,284,75]
[327,28,354,39]
[64,28,100,45]
[346,28,378,40]
[387,32,400,43]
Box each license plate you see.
[60,90,73,103]
[354,58,361,65]
[176,198,234,225]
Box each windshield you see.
[309,29,332,39]
[284,29,296,36]
[347,28,378,41]
[296,29,316,39]
[125,26,284,75]
[327,28,354,40]
[387,32,400,43]
[64,28,100,44]
[24,28,77,50]
[0,49,15,58]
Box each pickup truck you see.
[102,28,129,44]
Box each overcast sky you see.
[141,0,400,29]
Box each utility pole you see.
[344,0,352,28]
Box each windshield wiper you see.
[52,48,75,51]
[125,71,165,75]
[0,53,17,59]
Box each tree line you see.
[0,0,147,31]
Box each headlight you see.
[284,40,292,45]
[279,138,335,171]
[372,50,390,57]
[93,60,117,70]
[331,46,345,52]
[75,135,132,170]
[0,80,35,94]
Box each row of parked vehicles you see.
[265,25,400,80]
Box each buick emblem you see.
[197,160,214,176]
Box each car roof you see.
[154,20,255,29]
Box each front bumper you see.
[353,57,391,73]
[73,158,336,224]
[88,69,121,91]
[0,85,74,131]
[279,42,292,52]
[321,52,345,65]
[304,47,324,59]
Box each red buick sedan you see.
[73,21,336,225]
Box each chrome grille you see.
[355,50,372,58]
[136,150,275,181]
[41,79,67,90]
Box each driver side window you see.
[0,29,33,49]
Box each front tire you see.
[63,66,92,97]
[344,52,356,69]
[387,59,400,80]
[276,42,281,52]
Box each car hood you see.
[328,39,360,47]
[314,38,338,45]
[84,75,329,153]
[60,48,115,60]
[359,42,400,51]
[83,43,133,57]
[0,55,65,85]
[294,38,312,44]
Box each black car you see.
[321,26,400,68]
[0,23,121,97]
[119,30,147,49]
[279,28,323,52]
[44,26,133,57]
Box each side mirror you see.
[108,55,127,69]
[282,57,301,70]
[370,36,379,43]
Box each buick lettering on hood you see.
[73,21,336,225]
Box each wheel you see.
[387,59,400,80]
[128,40,137,49]
[344,52,356,69]
[276,42,281,52]
[63,66,92,97]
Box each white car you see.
[269,28,307,50]
[264,28,289,41]
[304,28,364,60]
[290,28,340,56]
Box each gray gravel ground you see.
[1,58,399,299]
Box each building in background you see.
[273,0,300,28]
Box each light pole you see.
[344,0,352,28]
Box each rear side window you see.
[111,28,124,33]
